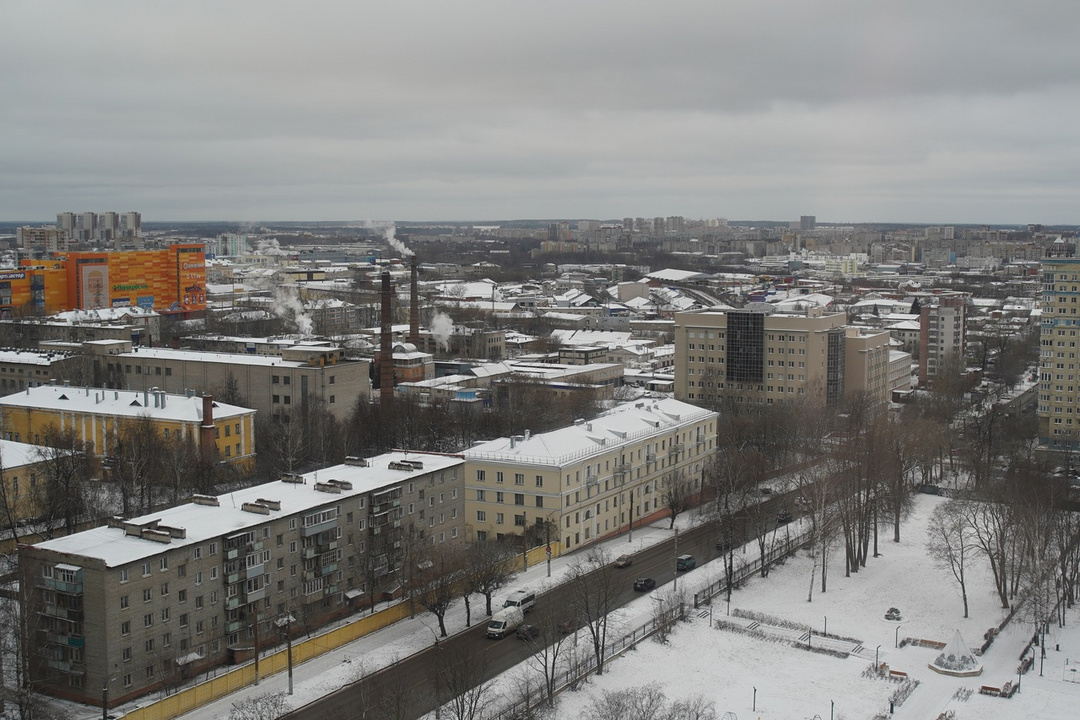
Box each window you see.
[514,473,525,485]
[123,674,132,688]
[178,589,187,603]
[496,472,504,484]
[476,470,486,482]
[477,511,486,522]
[119,568,129,583]
[120,595,129,609]
[496,491,504,503]
[180,613,188,628]
[177,564,186,578]
[515,494,525,506]
[122,647,132,662]
[121,621,130,636]
[143,588,152,603]
[159,557,168,571]
[162,632,171,647]
[142,563,151,577]
[209,542,218,555]
[496,513,504,525]
[194,547,202,560]
[144,613,154,628]
[514,514,526,527]
[161,608,170,622]
[145,639,154,653]
[535,475,543,488]
[161,583,169,596]
[536,496,544,508]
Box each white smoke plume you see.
[253,237,287,256]
[430,311,453,352]
[367,220,412,257]
[273,286,314,336]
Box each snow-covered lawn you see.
[551,494,1080,720]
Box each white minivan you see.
[503,589,536,613]
[487,607,525,639]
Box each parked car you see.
[676,554,696,571]
[557,617,582,634]
[776,509,794,525]
[614,554,633,568]
[633,577,656,592]
[515,624,540,641]
[715,539,733,552]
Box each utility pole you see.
[673,527,679,592]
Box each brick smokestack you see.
[380,270,394,408]
[200,394,216,461]
[409,255,419,345]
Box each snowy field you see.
[550,494,1080,720]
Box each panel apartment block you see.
[18,451,465,707]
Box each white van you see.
[502,589,536,613]
[486,607,525,639]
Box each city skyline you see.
[3,2,1078,225]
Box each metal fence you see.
[490,603,688,720]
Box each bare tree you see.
[519,596,575,706]
[435,642,494,720]
[31,425,96,537]
[661,468,694,530]
[407,545,464,637]
[584,684,717,720]
[927,499,977,617]
[566,547,620,676]
[464,540,518,619]
[228,692,289,720]
[114,414,165,515]
[0,441,26,543]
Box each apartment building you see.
[1038,257,1080,449]
[0,385,256,468]
[97,342,369,421]
[463,398,717,551]
[18,451,465,707]
[674,307,893,407]
[0,438,58,524]
[918,297,967,386]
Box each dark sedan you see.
[633,577,656,592]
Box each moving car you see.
[503,589,536,613]
[557,617,582,634]
[487,607,525,639]
[676,554,696,571]
[515,624,540,641]
[776,510,794,525]
[633,577,656,592]
[614,554,633,568]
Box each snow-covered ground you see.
[70,492,1080,720]
[551,494,1080,720]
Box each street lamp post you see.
[875,644,881,669]
[753,686,757,712]
[673,526,679,592]
[895,624,901,648]
[276,613,295,695]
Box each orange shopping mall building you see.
[0,244,206,317]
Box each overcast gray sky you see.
[3,1,1078,225]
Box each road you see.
[285,494,794,720]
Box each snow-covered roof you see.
[463,397,716,467]
[0,384,254,422]
[0,439,54,468]
[645,269,708,282]
[30,451,464,567]
[114,346,332,369]
[549,330,634,347]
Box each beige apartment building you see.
[19,451,464,707]
[673,307,893,407]
[1038,256,1080,449]
[463,398,717,551]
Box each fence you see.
[692,527,811,610]
[491,603,688,720]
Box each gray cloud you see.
[2,1,1078,224]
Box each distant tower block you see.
[800,215,816,231]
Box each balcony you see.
[246,587,267,604]
[301,519,338,538]
[225,620,244,634]
[39,605,83,622]
[39,577,83,595]
[225,596,243,610]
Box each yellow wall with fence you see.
[120,542,560,720]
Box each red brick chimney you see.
[380,270,394,408]
[409,255,419,345]
[200,395,216,460]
